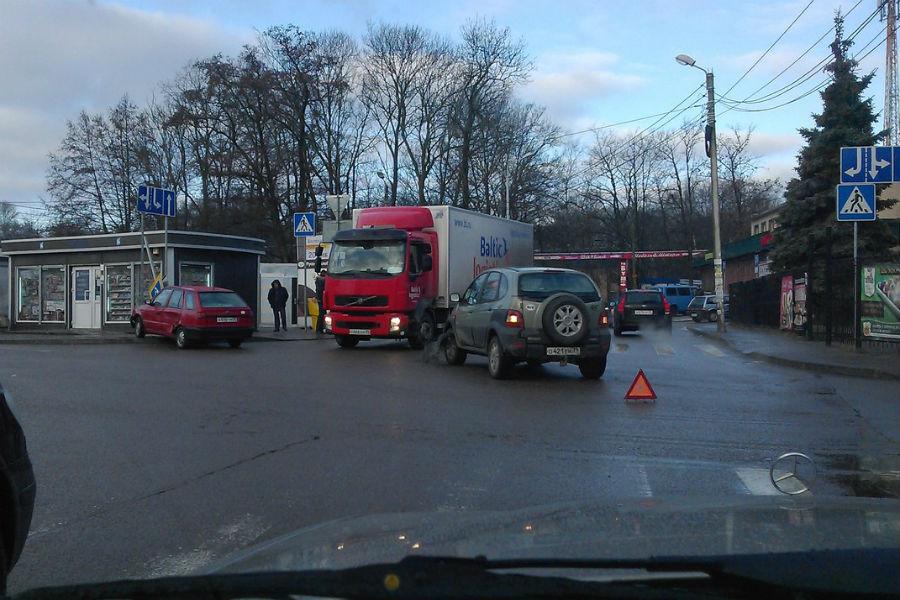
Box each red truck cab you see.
[323,207,438,349]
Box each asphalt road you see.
[2,320,898,591]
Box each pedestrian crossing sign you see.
[293,212,316,237]
[836,184,876,221]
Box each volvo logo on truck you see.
[480,236,508,258]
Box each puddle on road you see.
[818,453,900,499]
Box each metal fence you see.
[729,246,897,350]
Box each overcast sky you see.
[0,0,888,218]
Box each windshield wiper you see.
[12,549,900,599]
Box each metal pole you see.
[806,233,814,340]
[163,214,169,285]
[140,213,145,304]
[707,70,726,333]
[825,226,833,346]
[853,221,861,349]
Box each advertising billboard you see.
[861,263,900,341]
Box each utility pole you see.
[705,70,726,333]
[677,53,726,332]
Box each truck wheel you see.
[134,318,146,338]
[578,356,607,379]
[443,333,467,365]
[335,335,359,348]
[487,336,511,379]
[408,313,434,350]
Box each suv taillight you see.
[617,297,625,314]
[662,296,671,314]
[599,311,609,327]
[505,309,524,328]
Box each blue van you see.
[652,284,698,315]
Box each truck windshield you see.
[330,240,406,276]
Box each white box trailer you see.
[351,206,534,310]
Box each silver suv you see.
[443,268,611,379]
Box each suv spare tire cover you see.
[541,293,590,345]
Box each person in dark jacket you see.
[268,279,289,332]
[314,270,327,334]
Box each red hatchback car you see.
[131,286,255,348]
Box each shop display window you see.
[41,267,65,322]
[17,268,40,321]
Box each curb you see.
[687,326,900,381]
[0,337,138,346]
[249,335,327,343]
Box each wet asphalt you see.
[1,319,898,591]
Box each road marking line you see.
[734,467,780,496]
[697,343,725,358]
[653,344,674,356]
[635,465,653,498]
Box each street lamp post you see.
[677,54,726,333]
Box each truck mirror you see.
[450,292,461,303]
[422,255,433,272]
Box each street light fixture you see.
[376,171,389,205]
[676,53,726,333]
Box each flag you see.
[148,272,163,299]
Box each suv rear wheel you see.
[578,356,607,379]
[487,336,511,379]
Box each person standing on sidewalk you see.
[315,270,327,334]
[268,280,289,332]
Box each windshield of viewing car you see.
[329,240,406,276]
[198,292,247,308]
[518,272,600,302]
[5,2,900,597]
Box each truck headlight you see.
[390,316,401,331]
[324,315,332,327]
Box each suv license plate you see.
[547,347,580,356]
[217,317,238,323]
[349,328,370,336]
[634,309,654,316]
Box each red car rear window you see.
[198,292,247,308]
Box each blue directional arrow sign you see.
[293,212,316,237]
[841,146,893,183]
[137,184,176,217]
[836,183,877,221]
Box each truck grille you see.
[334,295,389,307]
[336,321,379,329]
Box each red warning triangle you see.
[625,369,657,401]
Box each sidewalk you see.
[0,330,137,345]
[687,322,900,381]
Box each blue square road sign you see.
[836,183,876,221]
[293,212,316,237]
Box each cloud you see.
[0,0,248,204]
[522,50,645,123]
[747,131,803,157]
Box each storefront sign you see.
[792,276,807,333]
[861,263,900,340]
[619,260,628,291]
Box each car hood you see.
[207,496,900,574]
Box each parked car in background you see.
[444,268,611,379]
[652,284,698,315]
[613,289,672,336]
[0,381,35,593]
[688,294,730,323]
[131,286,254,349]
